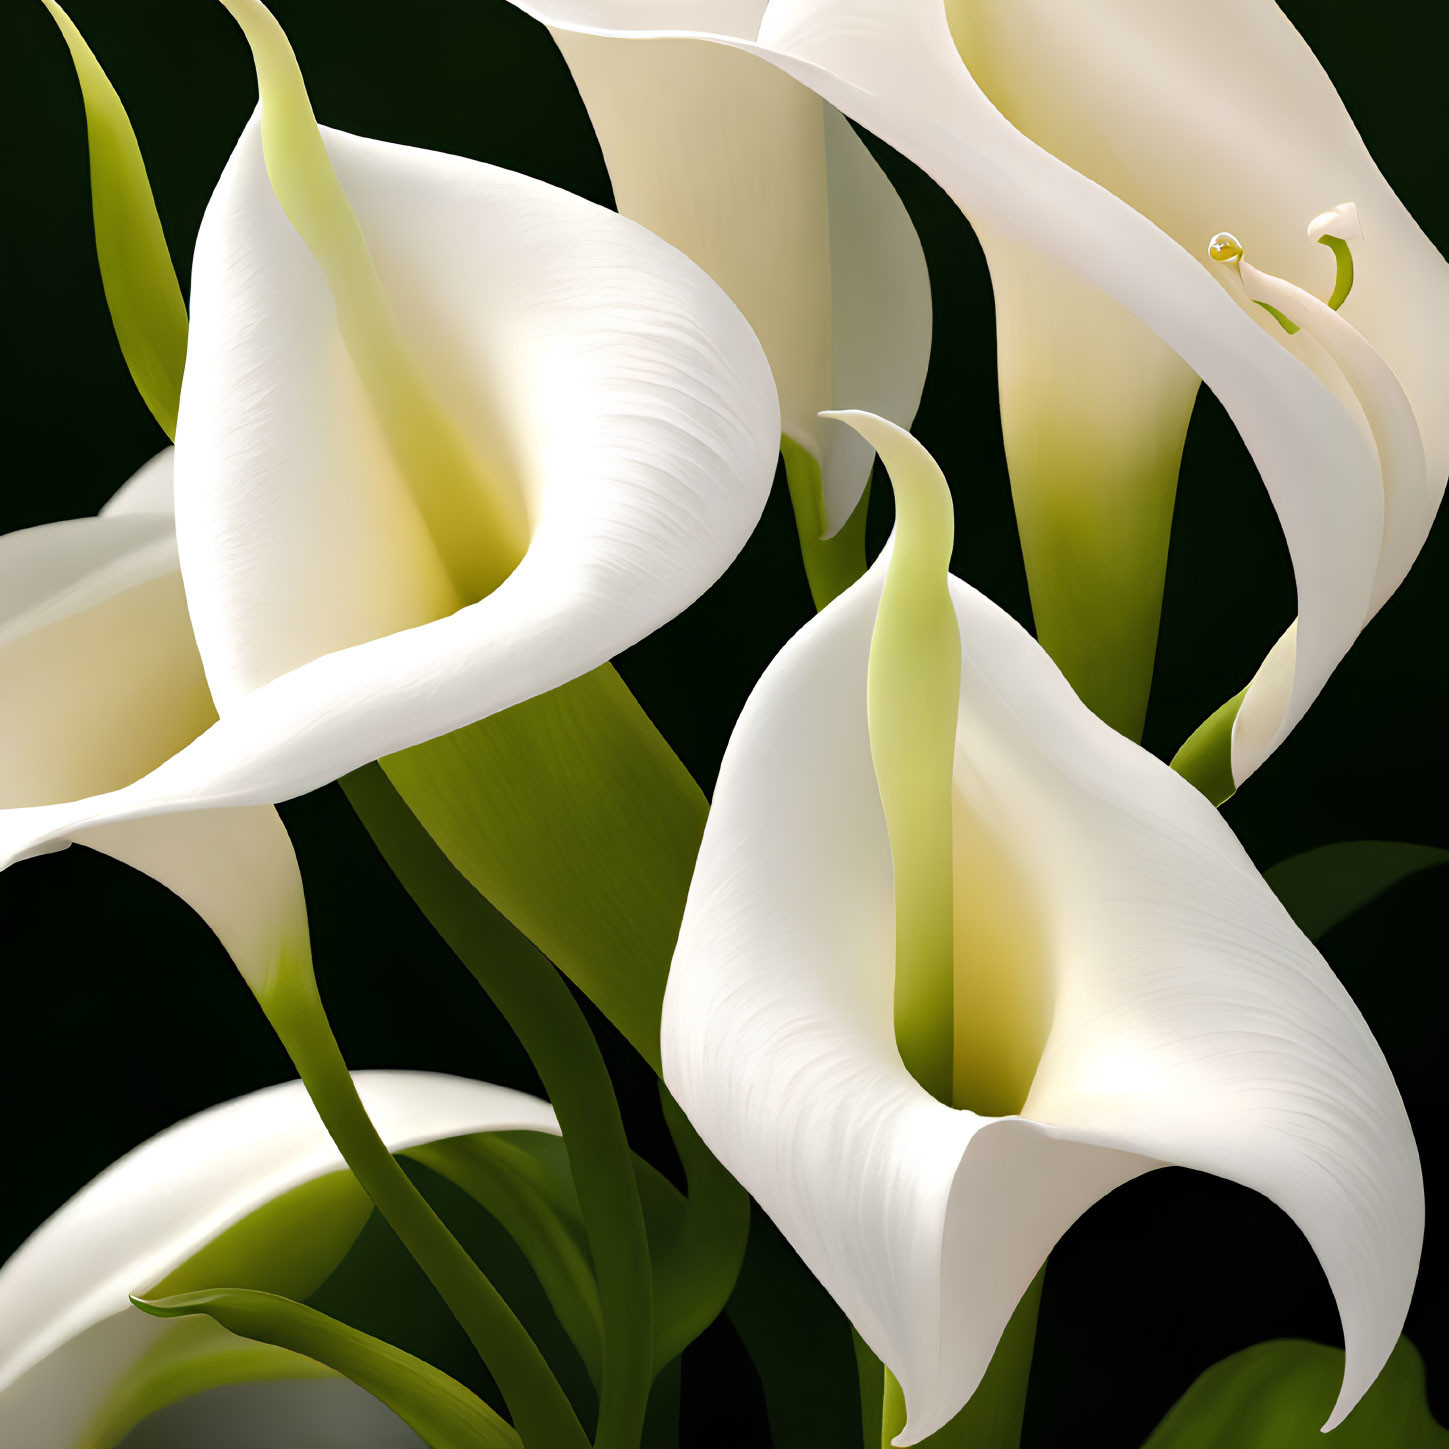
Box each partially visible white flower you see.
[0,87,778,873]
[662,417,1422,1445]
[527,0,1448,776]
[0,449,305,992]
[509,0,932,541]
[0,1072,557,1449]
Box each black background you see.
[1,1,1445,1444]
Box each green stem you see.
[879,1273,1043,1448]
[253,943,590,1449]
[782,435,871,610]
[342,764,654,1449]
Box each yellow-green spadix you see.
[660,416,1422,1445]
[0,1073,558,1449]
[0,2,778,877]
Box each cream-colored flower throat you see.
[857,414,1048,1120]
[223,0,528,610]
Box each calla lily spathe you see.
[0,102,778,877]
[0,1071,559,1449]
[527,0,1448,778]
[661,417,1422,1445]
[0,448,307,991]
[508,0,932,545]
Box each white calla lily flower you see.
[519,0,1447,777]
[662,417,1422,1445]
[0,95,778,876]
[0,1071,558,1449]
[506,0,932,594]
[0,449,307,992]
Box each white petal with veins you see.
[664,421,1420,1442]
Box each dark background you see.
[1,1,1445,1444]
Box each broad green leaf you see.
[133,1288,521,1449]
[1266,840,1449,942]
[151,1168,374,1301]
[40,1,188,437]
[380,663,707,1070]
[1141,1337,1446,1448]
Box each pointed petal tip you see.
[127,1293,182,1319]
[1307,202,1362,243]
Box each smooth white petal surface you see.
[0,1072,558,1449]
[744,1,1389,776]
[535,1,930,531]
[550,0,1442,776]
[101,448,175,518]
[0,513,209,810]
[663,427,1419,1443]
[1225,257,1434,778]
[0,115,777,867]
[179,115,778,706]
[818,106,932,529]
[943,0,1449,489]
[756,0,1447,780]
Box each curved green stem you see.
[343,764,655,1449]
[1321,234,1355,311]
[253,944,590,1449]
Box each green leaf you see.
[1266,840,1449,942]
[1141,1337,1446,1448]
[149,1168,374,1302]
[40,1,188,437]
[379,663,707,1070]
[132,1288,522,1449]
